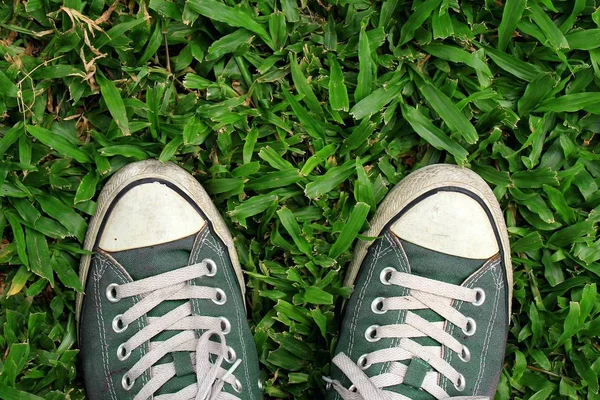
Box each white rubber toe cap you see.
[98,181,206,252]
[390,191,499,259]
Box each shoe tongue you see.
[109,232,199,395]
[110,234,196,280]
[400,240,486,285]
[401,238,487,330]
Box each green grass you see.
[0,0,600,398]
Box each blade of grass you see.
[355,21,374,102]
[96,71,130,136]
[536,93,600,112]
[399,0,443,45]
[414,76,479,144]
[186,0,273,49]
[0,122,24,158]
[350,79,407,120]
[329,202,370,258]
[281,89,325,140]
[305,160,356,199]
[36,195,87,242]
[566,29,600,50]
[290,53,323,117]
[498,0,527,51]
[483,45,543,82]
[528,1,569,50]
[26,126,91,163]
[277,207,312,255]
[401,103,468,164]
[328,54,349,112]
[422,43,492,77]
[25,227,53,285]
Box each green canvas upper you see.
[79,227,262,399]
[327,228,509,399]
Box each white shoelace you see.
[107,259,242,400]
[326,267,487,400]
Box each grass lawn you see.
[1,0,600,398]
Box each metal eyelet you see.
[357,354,371,370]
[112,314,128,333]
[473,288,485,306]
[219,317,231,334]
[233,379,242,393]
[204,258,217,276]
[371,297,387,314]
[454,373,466,391]
[106,283,120,303]
[212,288,227,305]
[349,385,358,392]
[459,345,471,362]
[225,346,237,363]
[379,267,396,285]
[122,374,135,390]
[364,325,380,342]
[117,343,131,361]
[462,318,477,336]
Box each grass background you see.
[0,0,600,398]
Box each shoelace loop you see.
[327,268,486,400]
[106,259,243,400]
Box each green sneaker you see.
[326,164,512,400]
[76,160,262,399]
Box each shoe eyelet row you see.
[112,314,128,333]
[106,283,120,303]
[212,288,227,305]
[204,258,217,276]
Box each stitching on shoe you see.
[211,232,252,394]
[442,260,489,392]
[441,257,502,393]
[92,257,118,400]
[95,253,150,390]
[218,240,251,393]
[473,261,502,393]
[347,235,383,361]
[102,254,150,388]
[192,228,253,394]
[98,251,152,385]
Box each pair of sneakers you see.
[77,160,512,400]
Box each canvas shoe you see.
[76,160,262,399]
[325,164,512,400]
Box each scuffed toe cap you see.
[98,181,205,252]
[390,191,499,259]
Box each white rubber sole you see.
[75,160,244,325]
[346,164,513,315]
